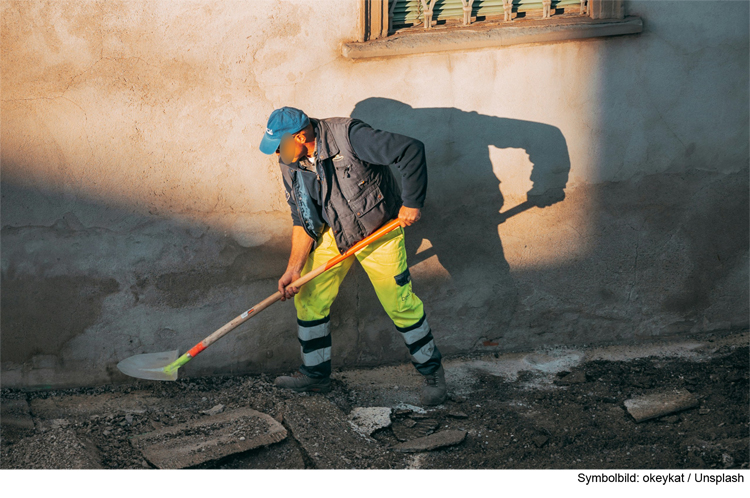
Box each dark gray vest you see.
[320,118,403,252]
[282,117,402,253]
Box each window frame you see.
[349,0,636,58]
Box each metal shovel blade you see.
[117,350,180,381]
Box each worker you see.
[259,107,447,406]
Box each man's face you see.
[277,131,307,164]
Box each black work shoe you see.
[421,365,447,406]
[274,371,331,393]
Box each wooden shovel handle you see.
[185,219,404,357]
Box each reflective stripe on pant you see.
[295,222,442,378]
[297,315,332,379]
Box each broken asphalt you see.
[2,331,748,470]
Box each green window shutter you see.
[391,0,422,27]
[391,0,582,29]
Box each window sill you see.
[342,15,642,60]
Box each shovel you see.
[117,219,404,381]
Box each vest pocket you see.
[349,184,387,234]
[333,162,358,199]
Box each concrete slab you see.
[282,396,385,469]
[624,390,699,423]
[129,407,287,469]
[392,430,467,453]
[207,438,306,469]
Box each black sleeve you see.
[348,120,427,209]
[280,164,303,227]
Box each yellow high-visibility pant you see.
[294,223,441,378]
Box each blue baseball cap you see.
[259,107,310,155]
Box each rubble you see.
[1,332,747,469]
[1,428,101,469]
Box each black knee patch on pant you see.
[394,268,411,286]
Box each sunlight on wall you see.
[488,146,595,271]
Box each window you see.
[391,0,588,32]
[347,0,638,59]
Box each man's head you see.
[259,107,315,164]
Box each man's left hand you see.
[398,206,421,227]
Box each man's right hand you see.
[278,269,302,301]
[280,226,314,301]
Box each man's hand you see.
[279,226,314,301]
[278,268,302,301]
[398,206,421,227]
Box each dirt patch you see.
[1,339,747,469]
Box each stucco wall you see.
[1,0,747,388]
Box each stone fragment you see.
[392,418,439,442]
[623,390,698,423]
[393,430,467,453]
[448,411,468,419]
[393,403,427,414]
[347,407,392,436]
[201,404,225,416]
[130,407,286,469]
[532,435,549,448]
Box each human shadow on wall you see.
[350,98,571,347]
